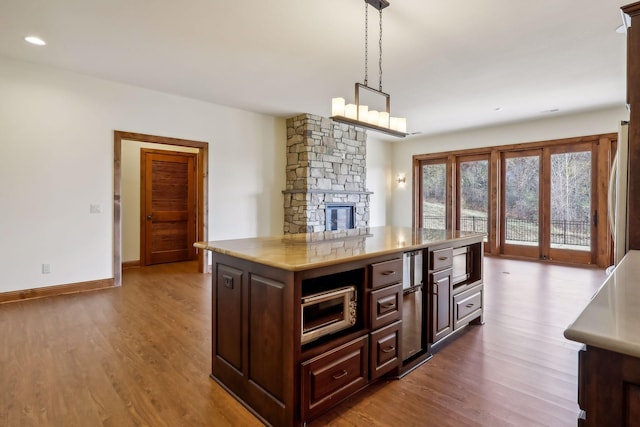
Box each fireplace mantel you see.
[282,189,373,195]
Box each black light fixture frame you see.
[365,0,389,11]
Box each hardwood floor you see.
[0,257,604,426]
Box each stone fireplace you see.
[283,114,371,234]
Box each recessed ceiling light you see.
[541,108,560,114]
[494,107,503,112]
[25,36,46,46]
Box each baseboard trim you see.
[122,260,141,269]
[0,278,116,304]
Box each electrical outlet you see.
[42,263,51,274]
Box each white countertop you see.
[564,250,640,358]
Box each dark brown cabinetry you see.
[624,1,640,249]
[367,258,403,378]
[206,232,484,426]
[428,242,484,350]
[212,256,294,427]
[453,285,483,330]
[369,283,402,330]
[301,335,369,421]
[430,268,453,343]
[369,320,402,380]
[577,345,640,426]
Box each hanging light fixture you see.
[331,0,407,138]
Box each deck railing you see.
[422,215,590,247]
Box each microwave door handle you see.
[302,287,352,305]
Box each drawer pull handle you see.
[438,256,448,261]
[332,370,348,380]
[381,270,396,276]
[382,346,396,354]
[380,302,396,309]
[465,303,474,308]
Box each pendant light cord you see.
[379,8,383,91]
[363,2,384,91]
[364,2,368,87]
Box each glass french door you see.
[456,155,490,249]
[419,159,449,230]
[544,143,595,264]
[500,144,596,262]
[501,150,542,258]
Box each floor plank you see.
[0,257,604,426]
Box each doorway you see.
[113,131,209,286]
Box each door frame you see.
[113,131,209,286]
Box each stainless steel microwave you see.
[301,286,357,344]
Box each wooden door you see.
[141,149,197,265]
[430,269,452,343]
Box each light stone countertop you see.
[564,250,640,358]
[194,226,484,272]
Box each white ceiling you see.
[0,0,630,138]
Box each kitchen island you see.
[564,250,640,426]
[195,226,485,427]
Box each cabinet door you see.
[430,268,452,343]
[216,264,244,372]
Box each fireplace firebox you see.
[325,204,355,231]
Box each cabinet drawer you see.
[301,335,368,421]
[453,285,482,329]
[370,258,403,289]
[369,283,402,330]
[431,248,453,271]
[370,320,401,380]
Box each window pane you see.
[459,160,488,238]
[550,151,591,251]
[422,163,446,230]
[505,156,539,246]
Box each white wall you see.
[365,135,393,226]
[121,141,199,263]
[0,55,285,293]
[390,106,629,226]
[0,52,625,293]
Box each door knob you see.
[146,215,152,220]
